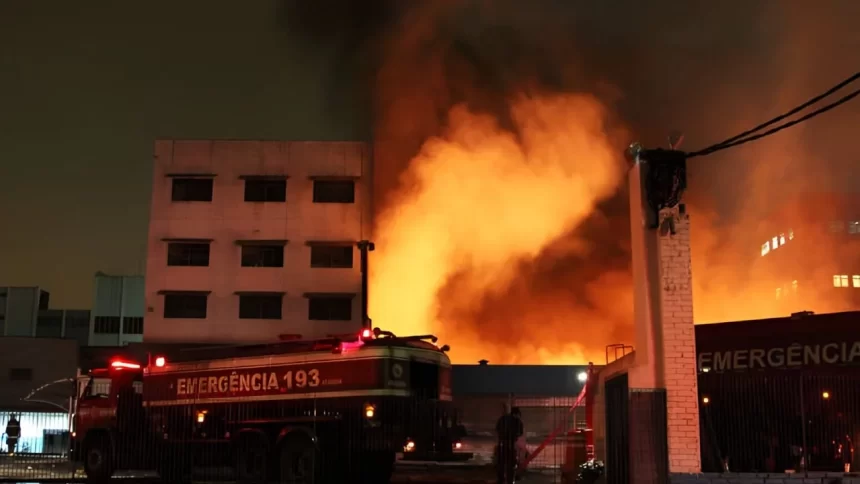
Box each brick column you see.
[627,149,701,475]
[656,205,701,474]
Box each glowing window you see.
[853,275,860,288]
[761,241,770,256]
[779,233,786,245]
[834,275,850,288]
[775,287,782,299]
[772,236,779,248]
[789,230,795,240]
[792,280,798,293]
[849,222,860,234]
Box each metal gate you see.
[605,373,629,484]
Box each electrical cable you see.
[686,87,860,159]
[686,71,860,159]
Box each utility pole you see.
[626,139,701,476]
[357,240,375,331]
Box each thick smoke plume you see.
[282,0,860,363]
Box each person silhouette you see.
[5,414,20,454]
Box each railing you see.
[699,371,860,474]
[0,410,75,481]
[0,395,587,483]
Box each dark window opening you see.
[9,368,33,381]
[241,245,284,267]
[308,296,352,321]
[171,178,213,202]
[239,295,283,320]
[310,245,353,268]
[163,294,208,319]
[123,317,144,334]
[244,179,286,202]
[36,315,63,338]
[94,316,121,334]
[167,243,210,266]
[313,180,355,204]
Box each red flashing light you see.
[361,329,372,340]
[154,356,166,367]
[110,361,141,370]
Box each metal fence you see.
[0,410,76,481]
[699,371,860,474]
[0,394,583,483]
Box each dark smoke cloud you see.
[279,0,860,360]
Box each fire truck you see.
[72,329,457,483]
[71,241,464,483]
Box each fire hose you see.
[521,375,589,468]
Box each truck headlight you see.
[363,403,376,419]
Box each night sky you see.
[1,0,858,310]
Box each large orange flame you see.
[370,94,627,364]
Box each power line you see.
[687,86,860,159]
[686,71,860,159]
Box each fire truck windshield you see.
[82,377,111,399]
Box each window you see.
[171,178,213,202]
[792,280,798,293]
[853,275,860,288]
[761,241,770,256]
[94,316,121,334]
[9,368,33,381]
[308,295,353,321]
[779,233,786,245]
[163,293,208,319]
[36,313,63,338]
[313,180,355,204]
[310,245,353,268]
[241,245,284,268]
[84,377,111,399]
[833,275,850,288]
[244,178,287,202]
[123,317,144,334]
[167,242,210,266]
[775,287,782,299]
[789,229,795,240]
[239,294,283,320]
[849,222,860,234]
[772,236,779,249]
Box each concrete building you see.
[89,273,145,347]
[0,287,50,337]
[36,309,91,346]
[752,194,860,314]
[144,140,372,344]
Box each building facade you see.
[36,309,91,346]
[89,273,145,347]
[751,194,860,315]
[144,140,372,344]
[0,286,50,337]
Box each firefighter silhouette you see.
[5,414,20,454]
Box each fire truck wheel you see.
[279,434,317,484]
[235,435,269,484]
[83,435,114,484]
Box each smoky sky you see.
[0,0,858,316]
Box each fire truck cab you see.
[72,329,461,484]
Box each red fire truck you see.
[71,328,459,483]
